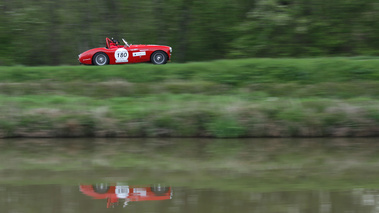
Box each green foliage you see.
[2,0,379,65]
[277,107,305,122]
[231,0,379,58]
[207,116,246,138]
[0,120,16,137]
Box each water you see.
[1,184,379,212]
[1,138,379,213]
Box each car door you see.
[127,47,149,63]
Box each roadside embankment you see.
[1,57,379,138]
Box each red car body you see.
[79,184,172,208]
[78,38,172,65]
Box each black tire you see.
[151,51,168,65]
[151,185,169,196]
[92,183,110,194]
[93,52,109,65]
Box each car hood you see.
[129,44,170,49]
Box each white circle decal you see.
[115,48,129,63]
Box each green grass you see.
[2,57,379,84]
[0,94,376,137]
[1,58,379,137]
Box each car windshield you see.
[122,38,129,47]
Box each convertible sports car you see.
[78,38,172,65]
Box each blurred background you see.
[2,0,379,65]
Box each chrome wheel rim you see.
[153,53,165,64]
[95,54,107,65]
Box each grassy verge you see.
[1,57,379,84]
[0,58,379,138]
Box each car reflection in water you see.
[80,184,172,208]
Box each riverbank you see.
[1,58,379,138]
[0,93,379,138]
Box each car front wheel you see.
[151,51,168,65]
[93,52,109,65]
[151,185,170,195]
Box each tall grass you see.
[0,81,378,99]
[0,94,377,138]
[1,57,379,138]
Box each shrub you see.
[207,116,246,138]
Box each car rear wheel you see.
[93,52,109,65]
[92,183,110,194]
[151,51,168,65]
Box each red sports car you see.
[78,38,172,65]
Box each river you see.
[1,138,379,213]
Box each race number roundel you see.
[115,48,129,63]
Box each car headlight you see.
[169,47,172,53]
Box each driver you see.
[109,38,119,48]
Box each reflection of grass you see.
[1,138,379,192]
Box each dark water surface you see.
[1,138,379,213]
